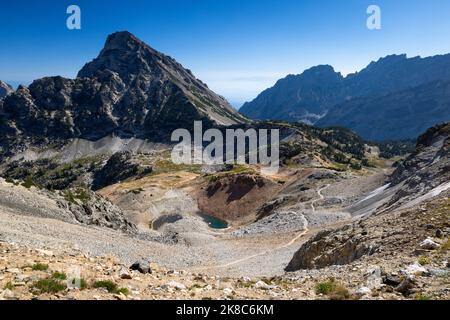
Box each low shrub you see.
[32,263,49,271]
[33,279,66,294]
[93,280,129,295]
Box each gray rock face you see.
[0,178,137,234]
[383,122,450,209]
[60,191,138,234]
[241,54,450,140]
[285,229,377,271]
[0,31,246,157]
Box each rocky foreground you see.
[0,196,448,301]
[0,123,449,300]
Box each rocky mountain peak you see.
[103,31,146,51]
[77,31,160,83]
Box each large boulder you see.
[285,229,378,271]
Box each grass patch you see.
[415,293,433,300]
[316,279,336,295]
[328,284,351,300]
[206,165,257,183]
[151,154,202,175]
[331,163,348,172]
[442,238,450,251]
[21,176,37,189]
[93,280,117,293]
[64,188,91,205]
[418,256,431,266]
[4,282,14,290]
[68,278,88,290]
[32,263,49,271]
[239,280,257,288]
[33,278,67,294]
[52,271,67,280]
[316,279,352,300]
[115,287,130,296]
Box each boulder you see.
[165,281,186,290]
[419,238,440,250]
[254,281,276,290]
[285,229,377,270]
[355,287,372,297]
[130,261,152,274]
[401,263,428,277]
[119,267,132,279]
[395,276,415,295]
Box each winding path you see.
[192,184,330,271]
[310,184,330,212]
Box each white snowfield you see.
[399,181,450,210]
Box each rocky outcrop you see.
[0,178,136,233]
[285,195,450,272]
[92,151,152,190]
[60,191,137,233]
[390,123,450,185]
[383,122,450,209]
[0,31,246,159]
[285,229,377,271]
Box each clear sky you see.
[1,0,450,107]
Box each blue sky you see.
[1,0,450,107]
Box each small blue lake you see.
[197,213,229,229]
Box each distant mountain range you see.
[240,54,450,141]
[3,34,450,144]
[0,31,246,152]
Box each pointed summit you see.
[77,31,160,82]
[103,31,144,51]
